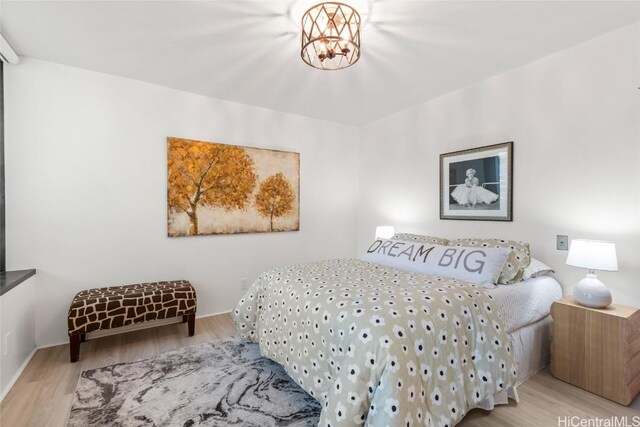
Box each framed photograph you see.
[440,141,513,221]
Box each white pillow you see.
[522,258,555,280]
[362,238,510,287]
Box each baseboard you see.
[0,346,37,403]
[36,310,233,350]
[37,340,69,350]
[196,310,232,320]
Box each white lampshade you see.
[566,239,618,271]
[375,226,395,239]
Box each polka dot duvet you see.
[233,258,517,427]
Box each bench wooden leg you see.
[70,334,81,363]
[186,313,195,337]
[182,315,188,323]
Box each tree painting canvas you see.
[167,137,299,237]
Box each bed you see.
[233,235,561,426]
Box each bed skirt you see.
[509,315,553,385]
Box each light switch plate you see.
[557,235,569,251]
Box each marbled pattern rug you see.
[67,339,321,426]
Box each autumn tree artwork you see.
[255,172,295,232]
[167,137,299,237]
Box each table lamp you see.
[566,239,618,308]
[375,226,395,239]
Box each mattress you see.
[487,276,563,333]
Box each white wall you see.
[358,23,640,307]
[5,23,639,349]
[4,59,360,347]
[0,276,37,400]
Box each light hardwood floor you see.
[1,313,638,426]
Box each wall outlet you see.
[557,235,569,251]
[240,278,249,291]
[4,332,12,356]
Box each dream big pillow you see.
[362,238,510,286]
[448,238,531,284]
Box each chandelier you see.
[300,2,361,70]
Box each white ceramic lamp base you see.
[573,272,612,308]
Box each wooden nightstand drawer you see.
[550,296,640,405]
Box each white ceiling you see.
[1,1,638,125]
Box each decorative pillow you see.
[447,238,531,284]
[362,238,510,286]
[522,258,555,280]
[392,233,449,246]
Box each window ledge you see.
[0,269,36,297]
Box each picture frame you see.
[440,141,513,221]
[167,137,300,237]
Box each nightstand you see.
[550,296,640,405]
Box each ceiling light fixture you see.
[300,2,361,70]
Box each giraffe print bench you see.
[67,280,197,362]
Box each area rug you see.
[67,339,321,426]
